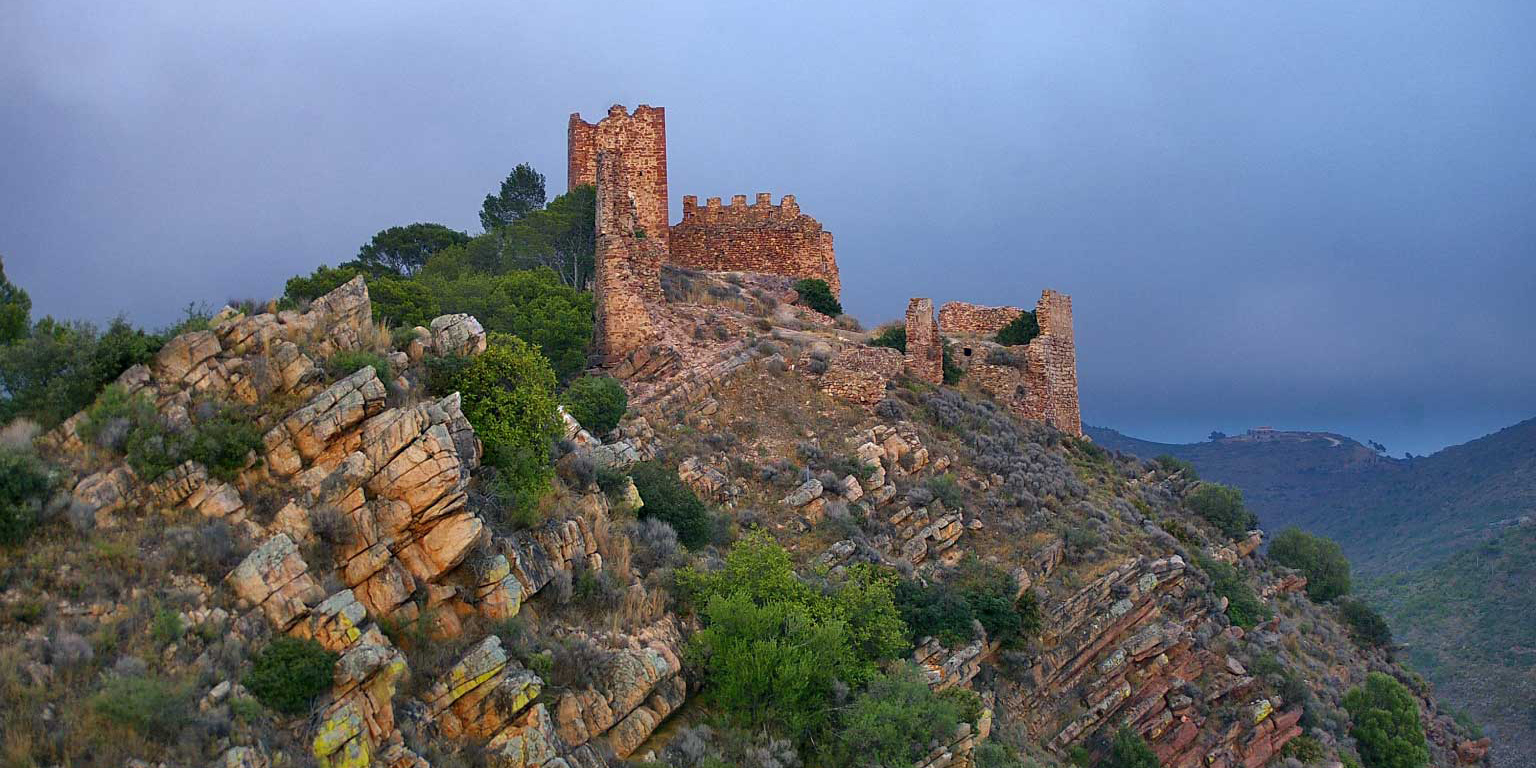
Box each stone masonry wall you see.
[668,194,840,297]
[569,105,670,251]
[1020,290,1080,436]
[905,298,943,385]
[592,151,664,365]
[938,302,1028,337]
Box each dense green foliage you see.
[0,257,31,345]
[893,578,975,646]
[823,663,969,767]
[1339,599,1394,649]
[868,324,907,354]
[0,448,51,546]
[1269,527,1352,601]
[244,636,339,715]
[435,334,561,509]
[1185,483,1257,538]
[892,558,1040,648]
[994,309,1040,346]
[1104,727,1161,768]
[0,317,162,428]
[679,533,906,740]
[629,461,712,549]
[1152,454,1197,479]
[562,375,627,434]
[1196,555,1270,628]
[793,278,842,317]
[1343,673,1429,768]
[353,222,470,276]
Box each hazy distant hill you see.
[1087,420,1536,575]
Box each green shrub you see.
[93,675,192,740]
[1281,734,1328,763]
[956,557,1039,648]
[926,473,963,508]
[563,375,627,434]
[1339,599,1393,649]
[0,317,162,428]
[893,578,975,646]
[184,407,262,481]
[995,310,1040,346]
[1197,555,1271,629]
[1343,673,1429,768]
[0,256,30,345]
[793,278,842,317]
[974,741,1029,768]
[822,662,968,767]
[327,350,392,382]
[435,334,561,509]
[1104,727,1160,768]
[630,461,712,549]
[283,264,363,305]
[0,448,51,546]
[1269,527,1352,601]
[244,636,338,715]
[869,324,907,354]
[83,388,259,482]
[679,533,906,740]
[150,609,184,646]
[1152,454,1197,479]
[1186,483,1257,538]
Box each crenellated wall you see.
[569,105,670,251]
[668,193,839,296]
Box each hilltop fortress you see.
[573,104,1081,436]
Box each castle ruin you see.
[573,103,1081,436]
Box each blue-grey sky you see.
[3,2,1533,456]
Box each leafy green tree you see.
[869,324,907,354]
[417,268,594,382]
[0,448,51,546]
[1343,673,1429,768]
[1186,483,1258,538]
[353,223,469,276]
[893,578,974,646]
[437,333,561,508]
[629,461,712,548]
[563,375,626,434]
[1104,727,1161,768]
[0,256,31,345]
[995,310,1040,346]
[1269,527,1352,601]
[680,533,907,740]
[500,186,597,287]
[366,274,440,328]
[824,662,967,767]
[1339,599,1394,649]
[793,278,842,317]
[480,163,547,231]
[244,636,338,715]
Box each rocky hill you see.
[0,274,1486,768]
[1088,424,1535,767]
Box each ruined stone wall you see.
[592,151,664,366]
[904,298,942,385]
[668,194,840,296]
[1020,290,1080,436]
[821,347,903,406]
[938,302,1028,337]
[569,105,669,251]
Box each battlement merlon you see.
[679,193,806,221]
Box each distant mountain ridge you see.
[1087,419,1536,575]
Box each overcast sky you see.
[3,2,1533,455]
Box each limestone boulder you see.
[429,313,487,358]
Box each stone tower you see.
[591,150,664,365]
[568,105,669,251]
[904,298,942,385]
